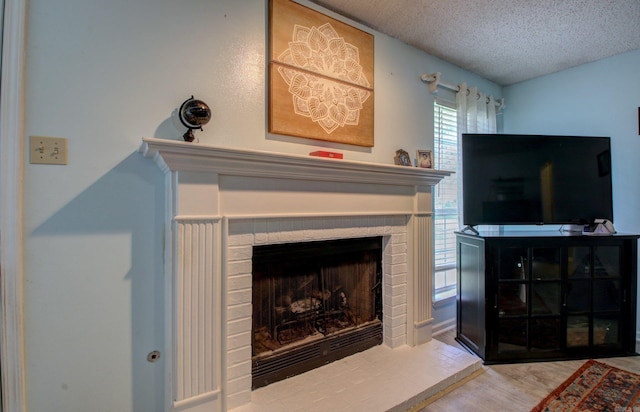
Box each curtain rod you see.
[421,72,505,111]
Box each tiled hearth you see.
[140,138,480,412]
[232,339,479,412]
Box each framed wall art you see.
[269,0,374,147]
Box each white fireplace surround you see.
[140,138,453,412]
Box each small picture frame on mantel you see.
[416,150,433,169]
[394,149,412,166]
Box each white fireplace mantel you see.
[140,137,450,187]
[140,137,452,412]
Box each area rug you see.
[531,359,640,412]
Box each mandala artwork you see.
[277,23,371,135]
[269,0,374,147]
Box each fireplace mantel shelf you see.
[140,137,452,186]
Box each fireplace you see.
[251,237,383,388]
[139,138,460,412]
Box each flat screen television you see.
[462,133,613,226]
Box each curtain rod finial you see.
[421,72,441,94]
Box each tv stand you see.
[456,230,638,363]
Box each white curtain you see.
[456,82,498,228]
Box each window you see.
[433,100,458,301]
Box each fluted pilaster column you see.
[413,213,434,345]
[411,184,435,345]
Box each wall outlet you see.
[30,136,68,165]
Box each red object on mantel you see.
[309,150,343,159]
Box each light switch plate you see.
[30,136,68,165]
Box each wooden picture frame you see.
[394,149,412,166]
[269,0,374,147]
[416,150,433,169]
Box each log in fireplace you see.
[252,236,383,389]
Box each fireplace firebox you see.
[252,236,383,389]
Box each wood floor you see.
[411,330,640,411]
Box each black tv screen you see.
[462,134,613,226]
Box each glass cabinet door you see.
[566,245,623,349]
[496,246,528,353]
[530,247,561,351]
[496,246,528,316]
[531,247,561,316]
[496,246,562,354]
[592,246,623,349]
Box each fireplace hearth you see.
[252,237,383,388]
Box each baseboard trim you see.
[432,318,456,337]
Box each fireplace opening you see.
[251,236,383,389]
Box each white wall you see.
[21,0,501,411]
[503,50,640,235]
[503,49,640,339]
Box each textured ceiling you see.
[310,0,640,85]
